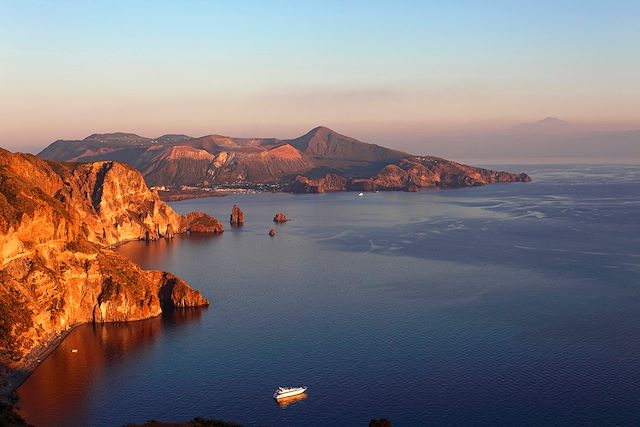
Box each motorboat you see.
[358,192,364,197]
[273,386,307,400]
[275,392,307,408]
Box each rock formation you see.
[273,212,288,223]
[287,174,349,193]
[230,205,245,226]
[0,149,215,369]
[182,212,224,233]
[287,157,531,193]
[268,228,276,237]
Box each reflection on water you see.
[275,393,308,409]
[117,233,223,270]
[17,309,204,427]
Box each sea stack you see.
[230,204,245,226]
[273,212,288,223]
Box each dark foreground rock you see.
[0,402,29,427]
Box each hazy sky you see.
[1,0,639,154]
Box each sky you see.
[1,0,639,159]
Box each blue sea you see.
[17,165,640,426]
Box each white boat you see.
[273,386,307,399]
[358,192,364,197]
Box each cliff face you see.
[0,149,212,367]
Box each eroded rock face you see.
[273,212,288,223]
[288,174,348,193]
[182,212,224,233]
[155,272,209,308]
[230,204,245,225]
[0,149,210,367]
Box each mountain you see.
[0,149,220,371]
[38,126,530,191]
[510,117,575,135]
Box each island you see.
[38,126,531,198]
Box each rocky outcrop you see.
[288,156,531,193]
[273,213,288,223]
[288,174,349,193]
[182,212,224,233]
[155,272,209,308]
[0,149,212,368]
[230,205,245,226]
[370,157,531,190]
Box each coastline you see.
[1,323,80,403]
[159,190,228,202]
[1,222,218,403]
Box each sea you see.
[17,164,640,426]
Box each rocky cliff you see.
[0,149,215,368]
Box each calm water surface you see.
[18,165,640,426]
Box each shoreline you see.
[1,323,80,403]
[1,226,216,404]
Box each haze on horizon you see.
[1,0,639,163]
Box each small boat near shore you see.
[273,386,307,400]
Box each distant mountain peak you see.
[539,117,569,124]
[305,125,339,137]
[511,117,573,134]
